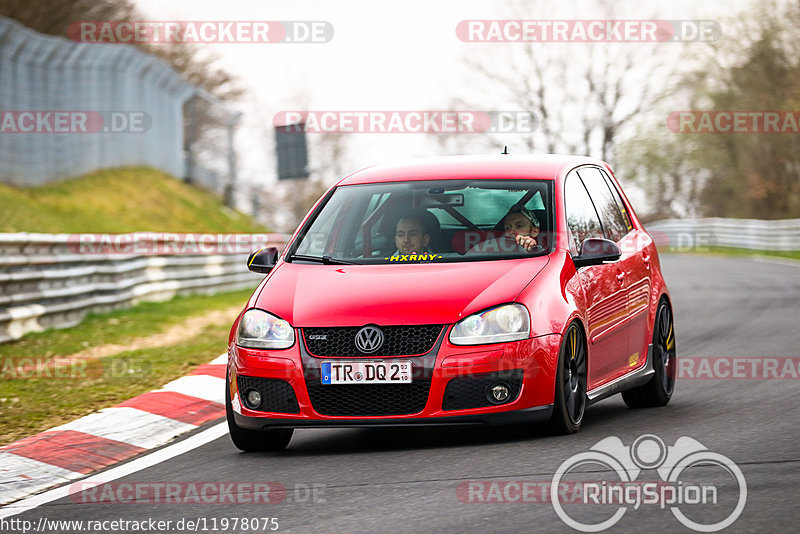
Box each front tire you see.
[226,373,293,451]
[547,322,587,434]
[622,298,676,408]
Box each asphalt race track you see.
[6,254,800,533]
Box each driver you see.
[391,211,437,257]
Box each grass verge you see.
[0,166,267,233]
[0,288,254,445]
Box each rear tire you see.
[622,299,676,408]
[226,373,293,451]
[547,322,587,434]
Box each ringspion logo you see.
[551,434,746,532]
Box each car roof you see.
[336,154,607,186]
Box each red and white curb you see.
[0,353,229,506]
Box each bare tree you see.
[623,0,800,219]
[0,0,136,37]
[439,0,672,167]
[0,0,243,100]
[619,128,706,219]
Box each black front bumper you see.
[234,404,553,430]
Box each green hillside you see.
[0,167,267,233]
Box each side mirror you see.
[247,247,279,273]
[572,238,621,268]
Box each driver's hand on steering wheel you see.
[515,234,538,251]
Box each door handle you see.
[616,272,625,283]
[642,253,651,269]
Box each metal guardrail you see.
[4,218,796,343]
[0,233,288,343]
[645,218,800,251]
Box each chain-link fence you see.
[183,91,242,206]
[0,15,239,198]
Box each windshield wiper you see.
[288,254,359,265]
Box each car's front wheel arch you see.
[546,319,588,434]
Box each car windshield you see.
[288,179,554,264]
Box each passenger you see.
[503,207,540,251]
[391,211,437,257]
[467,207,540,254]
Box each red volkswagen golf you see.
[226,155,675,451]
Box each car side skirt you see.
[586,344,655,405]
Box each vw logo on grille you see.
[355,326,384,353]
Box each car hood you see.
[253,256,549,327]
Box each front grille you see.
[306,382,431,416]
[442,370,523,411]
[237,376,300,414]
[303,325,443,357]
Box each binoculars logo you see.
[551,434,747,532]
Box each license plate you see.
[321,360,412,384]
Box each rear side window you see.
[564,171,604,254]
[599,169,633,231]
[576,167,630,243]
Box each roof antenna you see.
[501,146,509,155]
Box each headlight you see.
[449,303,530,345]
[236,309,295,349]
